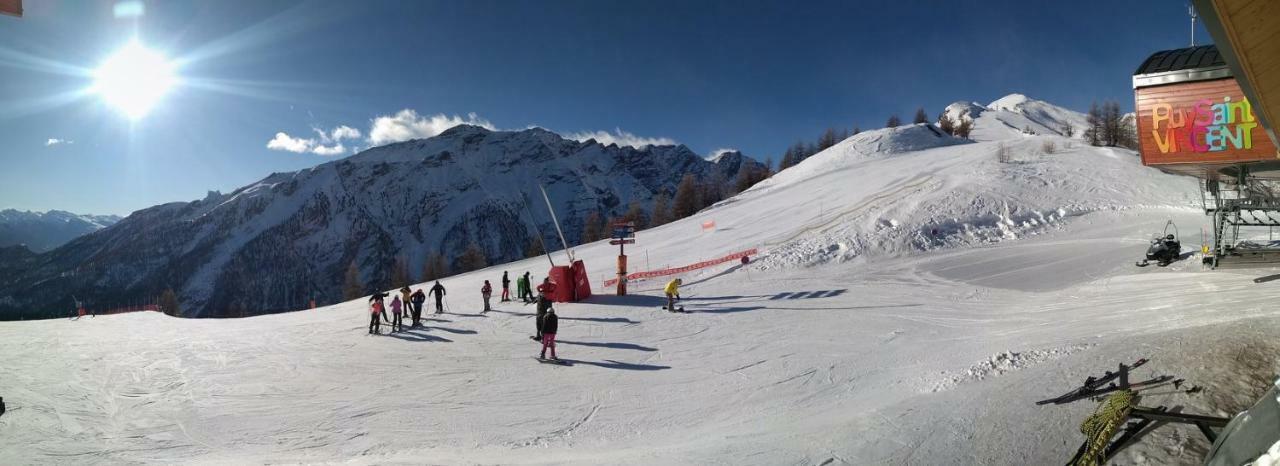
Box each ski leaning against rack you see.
[1036,358,1148,406]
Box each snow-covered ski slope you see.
[5,96,1279,465]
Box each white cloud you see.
[266,132,315,153]
[268,124,365,155]
[46,138,73,146]
[312,125,362,144]
[367,109,495,146]
[566,128,677,148]
[310,144,347,156]
[329,125,361,141]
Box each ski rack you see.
[1044,360,1231,464]
[1202,168,1280,269]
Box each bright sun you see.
[93,41,176,119]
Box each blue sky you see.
[0,0,1207,216]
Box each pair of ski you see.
[662,305,688,313]
[1036,358,1160,406]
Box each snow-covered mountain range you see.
[0,209,121,253]
[0,125,761,319]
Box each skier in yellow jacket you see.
[664,278,682,312]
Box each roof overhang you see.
[1133,65,1231,89]
[1192,0,1280,149]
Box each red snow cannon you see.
[546,260,592,302]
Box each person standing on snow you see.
[539,307,559,361]
[368,293,388,334]
[481,280,493,313]
[399,286,412,324]
[534,277,556,340]
[389,295,404,332]
[501,271,511,302]
[409,288,426,327]
[519,272,534,303]
[430,280,447,314]
[664,278,682,312]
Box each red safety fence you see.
[603,248,757,288]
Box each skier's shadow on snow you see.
[384,329,453,343]
[561,359,671,371]
[424,326,478,335]
[582,294,666,307]
[557,340,658,352]
[487,309,639,324]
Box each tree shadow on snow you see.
[383,329,453,343]
[557,340,658,352]
[561,359,671,371]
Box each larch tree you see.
[886,115,902,128]
[623,201,648,230]
[913,107,929,124]
[672,174,701,219]
[343,261,363,300]
[457,243,488,272]
[390,256,411,289]
[938,112,956,135]
[159,288,181,317]
[651,193,672,226]
[582,210,604,243]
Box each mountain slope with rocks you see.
[0,126,761,319]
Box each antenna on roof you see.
[1188,2,1198,47]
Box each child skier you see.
[534,277,556,340]
[430,280,447,314]
[481,280,493,313]
[389,295,404,332]
[368,295,387,334]
[539,307,559,361]
[501,271,511,302]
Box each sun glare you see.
[93,41,176,119]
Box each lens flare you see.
[93,41,176,119]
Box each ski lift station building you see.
[1133,43,1280,268]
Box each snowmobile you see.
[1136,221,1182,267]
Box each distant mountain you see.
[0,210,121,253]
[941,93,1090,142]
[0,125,762,319]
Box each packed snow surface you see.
[4,102,1278,465]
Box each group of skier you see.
[367,280,446,334]
[362,270,560,360]
[364,268,688,364]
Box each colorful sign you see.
[1149,97,1258,154]
[1135,77,1278,168]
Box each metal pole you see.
[539,184,573,263]
[1189,4,1197,47]
[520,192,556,267]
